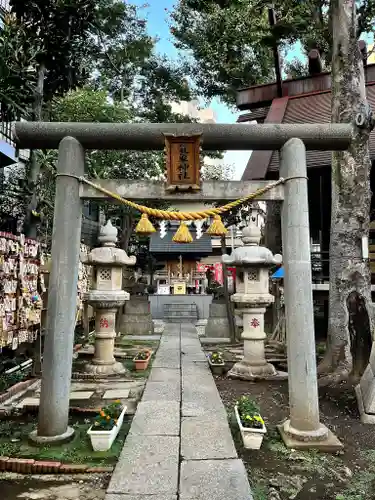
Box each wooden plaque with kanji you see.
[165,134,201,191]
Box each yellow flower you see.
[106,415,110,421]
[115,400,121,403]
[254,415,264,425]
[94,422,99,426]
[114,419,118,424]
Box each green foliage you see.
[0,414,130,465]
[170,0,375,104]
[170,0,273,104]
[0,1,194,238]
[8,0,100,102]
[0,18,39,118]
[0,368,30,393]
[209,351,224,364]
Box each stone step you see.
[164,304,198,313]
[165,317,197,324]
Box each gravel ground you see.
[0,473,110,500]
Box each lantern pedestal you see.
[84,301,128,376]
[80,221,136,377]
[229,299,277,380]
[223,209,283,382]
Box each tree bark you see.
[23,62,46,238]
[264,200,282,255]
[319,0,374,383]
[221,234,237,342]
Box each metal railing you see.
[0,0,10,14]
[310,250,375,284]
[0,118,14,146]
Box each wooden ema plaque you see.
[165,134,201,191]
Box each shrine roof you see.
[149,229,212,255]
[240,82,375,180]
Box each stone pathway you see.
[106,323,253,500]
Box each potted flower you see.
[133,350,151,371]
[87,400,126,451]
[234,395,266,449]
[208,351,225,375]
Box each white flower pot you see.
[87,406,127,451]
[234,405,266,450]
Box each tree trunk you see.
[319,0,374,383]
[119,212,134,251]
[23,62,46,238]
[264,200,282,255]
[221,234,236,342]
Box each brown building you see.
[237,63,375,335]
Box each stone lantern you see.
[81,220,136,375]
[223,209,282,380]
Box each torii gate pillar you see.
[30,137,84,443]
[278,138,342,450]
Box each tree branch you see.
[91,22,123,78]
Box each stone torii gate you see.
[14,122,352,449]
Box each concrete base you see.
[200,337,232,345]
[121,319,154,335]
[119,297,154,336]
[84,360,128,376]
[278,422,343,452]
[153,319,165,334]
[205,302,230,339]
[228,360,279,381]
[29,426,75,445]
[355,384,375,424]
[195,319,207,337]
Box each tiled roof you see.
[149,229,212,255]
[242,83,375,178]
[237,107,269,123]
[269,85,375,172]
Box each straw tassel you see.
[172,222,193,243]
[207,215,228,236]
[135,214,156,235]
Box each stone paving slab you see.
[181,401,228,422]
[142,380,181,402]
[180,459,253,500]
[181,351,208,363]
[155,351,181,360]
[103,389,130,399]
[69,391,94,400]
[108,434,179,496]
[152,359,180,369]
[152,353,181,369]
[149,368,180,383]
[182,375,220,402]
[129,401,180,436]
[182,361,210,375]
[107,496,176,500]
[200,337,231,344]
[120,335,161,341]
[16,397,40,408]
[181,417,237,460]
